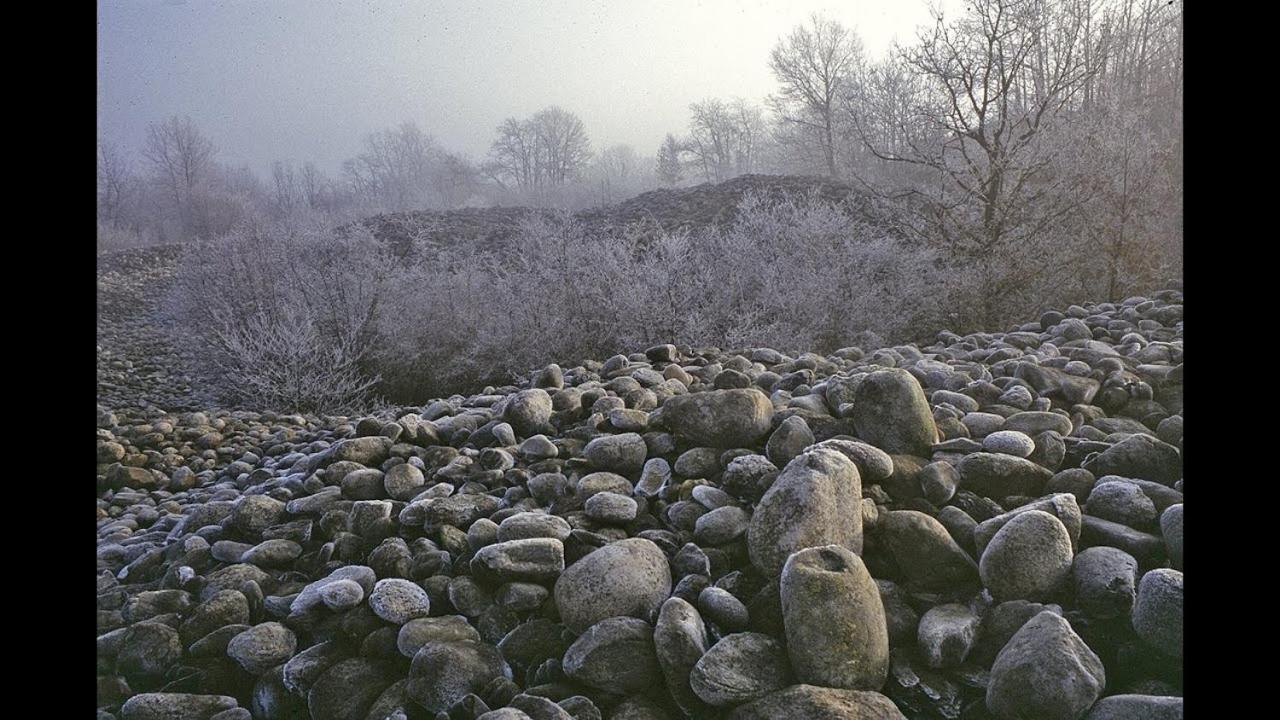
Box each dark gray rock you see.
[690,632,792,706]
[397,615,480,658]
[307,657,394,720]
[583,433,647,475]
[766,416,815,467]
[986,611,1105,720]
[919,461,959,505]
[119,694,240,720]
[849,369,939,456]
[1083,434,1181,486]
[1132,568,1182,659]
[878,510,979,591]
[1084,695,1184,720]
[1073,547,1138,619]
[1080,516,1166,567]
[958,453,1053,499]
[653,597,710,718]
[505,389,554,437]
[562,616,663,694]
[1086,482,1157,529]
[407,640,510,714]
[473,538,566,583]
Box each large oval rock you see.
[554,538,672,633]
[986,611,1105,720]
[727,685,907,720]
[878,510,979,591]
[780,545,888,690]
[849,368,939,456]
[407,640,510,714]
[979,510,1074,602]
[654,389,775,448]
[748,448,863,576]
[690,632,792,706]
[562,616,663,694]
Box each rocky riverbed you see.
[96,290,1184,720]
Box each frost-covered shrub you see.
[171,220,390,412]
[172,190,953,409]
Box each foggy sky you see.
[97,0,956,177]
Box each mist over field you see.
[97,3,1183,719]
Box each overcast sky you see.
[98,0,957,177]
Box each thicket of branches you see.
[168,221,391,412]
[171,190,938,410]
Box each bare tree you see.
[343,122,448,211]
[769,14,865,178]
[97,141,136,230]
[485,117,539,191]
[431,152,482,208]
[271,161,300,218]
[484,107,593,201]
[687,99,735,182]
[686,98,766,182]
[530,106,593,187]
[141,116,219,238]
[655,134,686,186]
[142,115,218,208]
[592,144,639,205]
[862,0,1101,328]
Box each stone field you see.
[96,286,1184,720]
